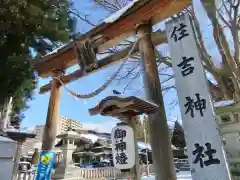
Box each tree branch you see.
[230,0,240,65]
[69,8,96,27]
[188,8,217,76]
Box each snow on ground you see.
[142,172,192,180]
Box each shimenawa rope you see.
[53,37,139,99]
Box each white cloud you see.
[83,119,120,133]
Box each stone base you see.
[233,176,240,180]
[52,165,83,180]
[231,166,240,180]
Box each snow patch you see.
[138,142,151,150]
[214,100,235,108]
[0,136,15,142]
[167,120,176,129]
[171,145,178,150]
[138,141,177,150]
[104,0,140,23]
[43,44,67,57]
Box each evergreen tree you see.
[171,121,186,149]
[1,0,76,126]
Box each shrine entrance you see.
[31,1,216,180]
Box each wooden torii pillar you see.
[41,70,64,151]
[137,22,177,180]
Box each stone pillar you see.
[61,138,76,166]
[216,106,240,176]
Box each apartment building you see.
[34,125,45,142]
[58,116,82,134]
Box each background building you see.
[21,125,44,155]
[57,116,82,135]
[34,125,44,143]
[21,117,82,155]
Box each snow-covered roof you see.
[0,136,15,143]
[101,159,110,163]
[6,127,19,132]
[43,44,67,57]
[92,145,105,149]
[137,141,177,150]
[138,142,151,150]
[167,121,175,129]
[6,126,36,134]
[104,0,140,23]
[18,161,31,165]
[80,134,100,143]
[58,130,79,138]
[171,145,177,150]
[214,100,235,108]
[78,127,91,131]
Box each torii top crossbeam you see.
[32,0,190,93]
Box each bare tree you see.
[195,0,240,102]
[90,0,175,97]
[87,0,240,105]
[92,0,129,12]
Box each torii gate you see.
[31,1,191,180]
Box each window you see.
[69,140,73,144]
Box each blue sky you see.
[22,0,221,132]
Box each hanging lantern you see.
[111,124,135,170]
